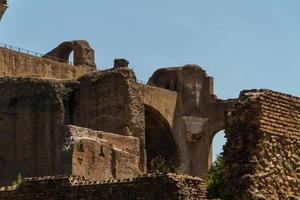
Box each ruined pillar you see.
[149,65,237,177]
[223,89,300,199]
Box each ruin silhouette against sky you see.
[1,0,299,158]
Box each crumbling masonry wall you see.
[223,89,300,199]
[148,65,237,176]
[0,78,65,185]
[0,41,95,80]
[62,125,141,181]
[0,174,207,200]
[0,67,145,185]
[69,68,146,172]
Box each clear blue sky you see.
[1,0,299,159]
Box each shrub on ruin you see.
[11,174,22,189]
[206,155,224,199]
[150,156,184,174]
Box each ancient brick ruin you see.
[0,174,206,200]
[0,41,238,183]
[223,90,300,199]
[0,7,299,198]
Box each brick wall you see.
[70,68,146,172]
[223,89,300,199]
[0,69,145,185]
[0,78,65,185]
[62,125,141,181]
[0,174,207,200]
[0,48,94,79]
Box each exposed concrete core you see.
[0,43,95,79]
[149,65,237,176]
[0,174,207,200]
[63,125,141,181]
[0,53,238,181]
[0,68,146,185]
[223,89,300,200]
[0,78,65,185]
[69,68,146,172]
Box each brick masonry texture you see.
[69,67,146,172]
[0,41,95,79]
[148,65,237,176]
[0,174,207,200]
[0,77,65,185]
[62,125,141,181]
[223,89,300,200]
[0,67,145,185]
[0,36,299,199]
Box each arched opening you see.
[144,105,179,172]
[56,45,74,64]
[210,130,226,164]
[68,51,74,65]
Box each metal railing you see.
[0,42,74,65]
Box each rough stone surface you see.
[0,69,145,185]
[44,40,96,68]
[223,89,300,200]
[0,78,65,185]
[62,125,141,181]
[0,43,299,198]
[148,65,237,176]
[69,67,146,172]
[0,174,207,200]
[0,47,95,79]
[140,84,177,129]
[113,58,129,68]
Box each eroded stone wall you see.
[44,41,96,68]
[62,125,141,180]
[0,174,207,200]
[70,68,146,172]
[223,89,300,200]
[0,78,65,185]
[148,65,237,176]
[0,68,145,185]
[0,47,94,79]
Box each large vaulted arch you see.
[144,105,179,171]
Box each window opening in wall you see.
[212,130,226,162]
[69,50,74,65]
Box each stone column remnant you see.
[223,89,300,200]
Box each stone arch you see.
[208,129,225,167]
[44,40,96,68]
[140,84,177,130]
[144,104,179,171]
[204,123,226,170]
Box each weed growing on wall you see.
[11,174,22,189]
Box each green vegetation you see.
[206,155,225,199]
[11,174,22,189]
[150,156,184,174]
[63,87,74,101]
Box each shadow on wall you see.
[144,105,180,172]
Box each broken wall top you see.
[223,89,300,199]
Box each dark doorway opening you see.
[145,105,179,172]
